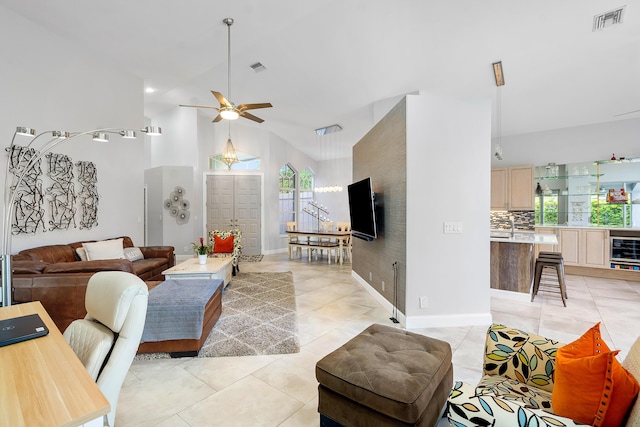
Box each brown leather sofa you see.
[11,236,174,332]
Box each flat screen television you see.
[348,177,377,241]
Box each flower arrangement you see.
[192,237,212,255]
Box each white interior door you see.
[206,175,262,255]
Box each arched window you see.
[279,164,296,234]
[298,168,315,231]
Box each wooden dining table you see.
[286,230,351,264]
[0,301,110,427]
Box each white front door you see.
[206,175,262,255]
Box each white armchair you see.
[63,271,149,427]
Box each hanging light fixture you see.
[492,61,505,160]
[220,121,238,170]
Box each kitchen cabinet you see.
[491,166,534,211]
[534,227,558,258]
[558,228,609,268]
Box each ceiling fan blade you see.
[239,111,265,123]
[237,102,273,111]
[211,91,232,108]
[179,104,220,110]
[212,114,223,123]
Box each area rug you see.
[239,254,263,262]
[136,271,299,359]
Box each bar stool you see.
[531,251,568,306]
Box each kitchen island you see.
[490,231,558,294]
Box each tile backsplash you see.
[490,211,535,231]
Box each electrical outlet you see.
[184,246,189,252]
[369,272,373,280]
[381,281,385,291]
[419,296,428,308]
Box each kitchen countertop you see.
[535,225,640,231]
[490,230,558,244]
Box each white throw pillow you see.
[82,238,125,261]
[123,247,144,262]
[76,247,88,261]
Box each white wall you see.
[144,166,195,255]
[405,93,492,327]
[146,108,322,254]
[492,118,640,168]
[0,7,147,253]
[314,157,352,225]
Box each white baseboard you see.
[352,272,407,326]
[490,288,532,302]
[263,248,288,255]
[405,312,493,329]
[352,272,493,329]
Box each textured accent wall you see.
[352,99,406,313]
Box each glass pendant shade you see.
[221,138,239,170]
[92,132,109,142]
[16,127,36,136]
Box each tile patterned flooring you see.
[117,253,640,426]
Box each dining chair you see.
[335,222,352,262]
[286,221,303,258]
[316,221,336,261]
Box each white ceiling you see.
[2,0,639,160]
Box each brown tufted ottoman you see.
[315,324,453,427]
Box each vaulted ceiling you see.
[2,0,638,160]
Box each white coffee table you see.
[162,257,233,288]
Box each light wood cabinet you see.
[490,168,508,210]
[558,228,580,265]
[534,227,558,258]
[509,166,535,210]
[491,166,534,211]
[583,229,609,268]
[558,228,609,268]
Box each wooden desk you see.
[286,230,351,264]
[0,301,110,427]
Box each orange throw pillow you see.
[552,323,639,427]
[213,235,234,253]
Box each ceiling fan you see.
[180,18,272,123]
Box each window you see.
[535,192,559,225]
[298,168,314,231]
[210,150,261,171]
[279,164,296,234]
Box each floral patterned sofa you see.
[446,324,640,427]
[208,229,242,275]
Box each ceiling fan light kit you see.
[220,108,239,120]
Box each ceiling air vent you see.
[250,62,266,73]
[593,6,626,31]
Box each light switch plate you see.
[443,222,463,234]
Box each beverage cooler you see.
[610,236,640,270]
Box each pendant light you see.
[493,61,504,160]
[220,121,238,170]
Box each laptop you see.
[0,313,49,347]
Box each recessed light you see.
[145,87,155,93]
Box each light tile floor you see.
[117,253,640,427]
